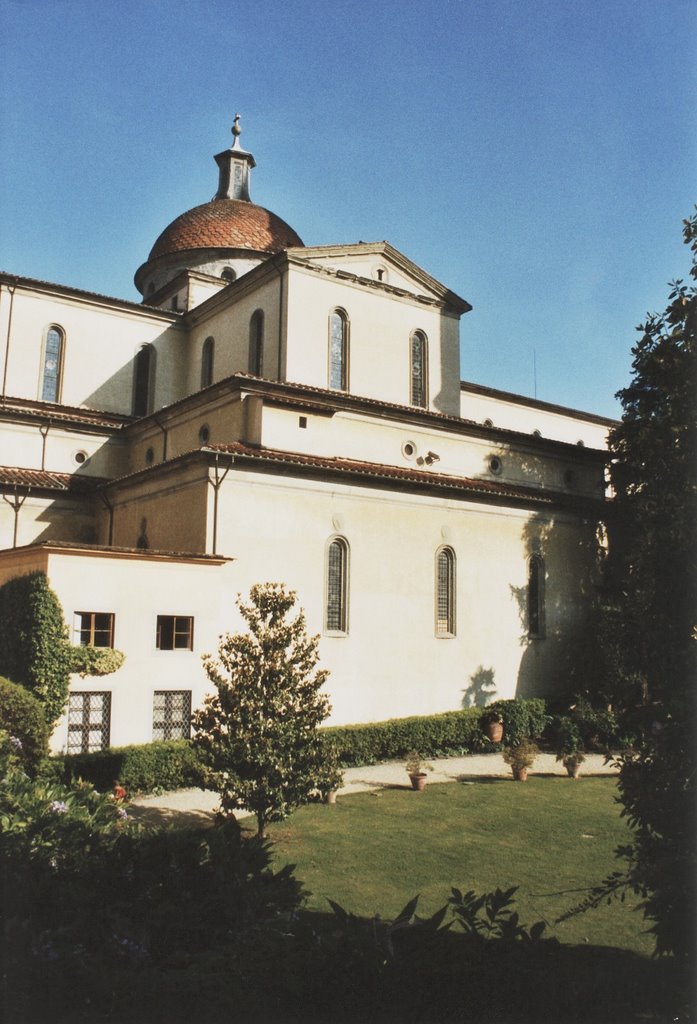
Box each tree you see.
[192,583,342,838]
[595,211,697,963]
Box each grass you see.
[262,776,654,956]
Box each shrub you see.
[0,676,50,773]
[484,699,549,745]
[68,645,126,677]
[323,708,488,767]
[51,739,204,795]
[0,572,71,725]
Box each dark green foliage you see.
[0,675,50,773]
[483,698,549,745]
[50,739,204,794]
[0,571,71,724]
[323,707,489,766]
[584,211,697,964]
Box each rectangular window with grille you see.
[156,615,194,650]
[74,611,115,647]
[152,690,192,741]
[67,691,111,754]
[326,538,348,633]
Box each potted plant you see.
[481,710,504,743]
[502,737,539,781]
[405,751,433,791]
[553,716,586,779]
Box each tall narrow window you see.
[528,555,545,638]
[328,309,348,391]
[41,326,64,402]
[67,691,111,754]
[435,546,456,636]
[410,330,427,408]
[201,336,214,388]
[133,344,154,416]
[325,537,349,633]
[249,310,264,376]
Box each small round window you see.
[402,440,417,460]
[488,455,502,475]
[73,450,88,465]
[221,268,236,283]
[199,424,210,444]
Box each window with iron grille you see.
[156,615,194,651]
[152,690,192,741]
[249,310,264,376]
[410,330,428,408]
[42,325,64,402]
[528,555,545,638]
[67,691,111,754]
[435,546,456,636]
[328,310,348,391]
[74,611,115,648]
[325,537,348,633]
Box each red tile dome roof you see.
[148,198,303,259]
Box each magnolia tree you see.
[192,583,342,838]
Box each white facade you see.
[0,124,613,753]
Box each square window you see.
[156,615,194,651]
[74,612,115,648]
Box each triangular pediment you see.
[285,241,471,313]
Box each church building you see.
[0,119,613,754]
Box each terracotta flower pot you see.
[409,772,427,791]
[512,766,528,782]
[486,721,504,743]
[565,760,582,779]
[325,790,338,804]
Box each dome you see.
[148,198,304,260]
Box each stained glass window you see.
[329,310,348,391]
[410,331,427,407]
[42,326,64,402]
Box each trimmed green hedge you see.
[47,701,555,794]
[0,676,50,774]
[51,740,204,795]
[322,709,491,767]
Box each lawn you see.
[262,776,654,956]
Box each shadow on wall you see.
[461,665,497,708]
[511,510,605,707]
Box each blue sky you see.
[1,0,694,418]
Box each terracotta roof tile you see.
[0,467,104,491]
[149,199,303,259]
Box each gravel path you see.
[129,752,617,828]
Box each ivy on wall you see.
[0,572,72,726]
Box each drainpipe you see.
[39,422,51,470]
[209,452,231,555]
[1,281,17,401]
[2,487,28,548]
[152,414,168,461]
[98,491,115,546]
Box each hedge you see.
[322,709,491,767]
[48,701,554,794]
[0,676,50,774]
[51,740,204,795]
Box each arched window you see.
[325,537,349,633]
[41,326,64,402]
[410,330,427,408]
[328,309,348,391]
[133,344,155,417]
[221,267,236,283]
[249,310,264,376]
[435,546,456,636]
[201,336,214,389]
[527,554,545,638]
